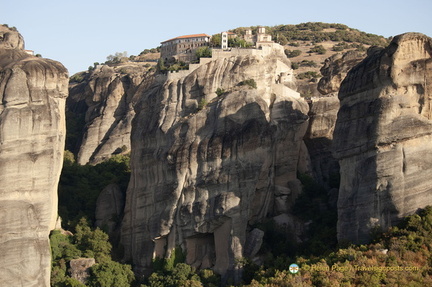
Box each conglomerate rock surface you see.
[333,33,432,243]
[0,25,68,287]
[120,46,310,277]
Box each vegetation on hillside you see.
[58,153,130,230]
[231,22,389,47]
[55,145,432,286]
[241,206,432,286]
[50,218,135,286]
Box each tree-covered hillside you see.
[230,22,389,47]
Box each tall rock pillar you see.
[333,33,432,244]
[0,25,68,286]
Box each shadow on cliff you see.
[333,46,399,244]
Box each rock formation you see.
[69,258,96,284]
[120,46,310,278]
[95,183,125,235]
[0,25,24,49]
[68,63,152,164]
[318,50,365,96]
[304,51,365,189]
[333,33,432,243]
[0,25,68,286]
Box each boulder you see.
[69,258,96,284]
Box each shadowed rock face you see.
[304,51,365,191]
[121,50,309,277]
[318,50,365,96]
[0,25,68,287]
[68,64,152,165]
[333,33,432,244]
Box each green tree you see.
[157,58,166,72]
[51,230,81,262]
[277,34,288,45]
[88,261,135,287]
[195,46,212,59]
[63,278,86,287]
[210,34,221,47]
[58,153,130,229]
[228,37,251,48]
[146,263,201,287]
[74,218,112,263]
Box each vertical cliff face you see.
[333,33,432,243]
[68,64,152,165]
[121,48,309,276]
[0,25,68,287]
[305,51,365,189]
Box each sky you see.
[2,0,431,75]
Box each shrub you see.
[70,73,85,83]
[332,42,349,51]
[198,98,208,110]
[296,71,321,80]
[284,49,302,58]
[215,88,225,96]
[238,78,257,89]
[299,60,318,67]
[310,45,327,54]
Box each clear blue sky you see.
[2,0,431,75]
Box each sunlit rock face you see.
[333,33,432,244]
[0,25,68,287]
[0,25,24,49]
[121,47,310,277]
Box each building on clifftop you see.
[160,33,211,63]
[244,27,273,48]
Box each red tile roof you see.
[161,33,210,43]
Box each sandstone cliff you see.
[0,25,68,286]
[304,51,365,190]
[333,33,432,243]
[68,63,152,164]
[120,46,310,277]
